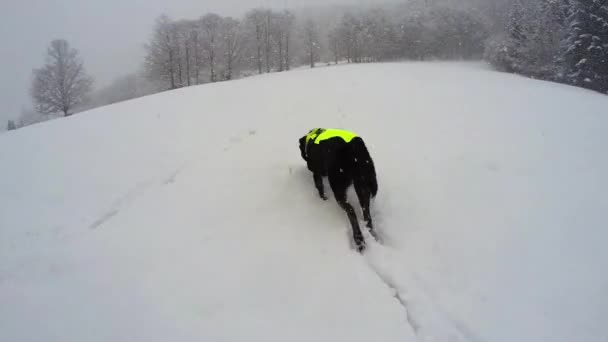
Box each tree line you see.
[143,5,490,91]
[11,0,607,131]
[144,10,297,89]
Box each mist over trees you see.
[82,0,608,122]
[141,2,494,92]
[14,0,606,131]
[45,0,608,121]
[139,0,606,95]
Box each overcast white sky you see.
[0,0,374,123]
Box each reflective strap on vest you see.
[313,129,357,144]
[305,128,325,145]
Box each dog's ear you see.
[299,136,308,161]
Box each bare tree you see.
[30,39,93,116]
[219,17,244,80]
[176,20,195,86]
[145,15,180,90]
[271,12,286,71]
[201,13,222,82]
[338,14,363,63]
[263,10,273,73]
[271,10,295,72]
[245,9,266,74]
[328,26,340,64]
[282,11,295,71]
[190,27,203,84]
[7,120,16,131]
[302,19,320,68]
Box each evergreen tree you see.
[564,0,608,93]
[503,0,536,73]
[527,0,568,80]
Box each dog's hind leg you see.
[354,180,372,227]
[338,199,365,252]
[329,171,365,252]
[354,180,378,241]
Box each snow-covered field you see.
[1,62,607,342]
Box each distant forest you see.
[12,0,607,130]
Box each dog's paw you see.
[353,235,366,253]
[320,194,328,201]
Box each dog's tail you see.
[350,137,378,198]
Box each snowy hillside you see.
[1,62,607,342]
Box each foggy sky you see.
[0,0,374,123]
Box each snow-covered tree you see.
[564,0,608,92]
[484,0,568,79]
[501,0,537,73]
[528,0,569,80]
[30,39,93,116]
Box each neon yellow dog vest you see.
[305,128,358,145]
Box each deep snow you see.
[1,62,607,342]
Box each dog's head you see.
[299,128,325,162]
[298,135,308,162]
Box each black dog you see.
[298,128,378,252]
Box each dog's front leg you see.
[313,173,327,200]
